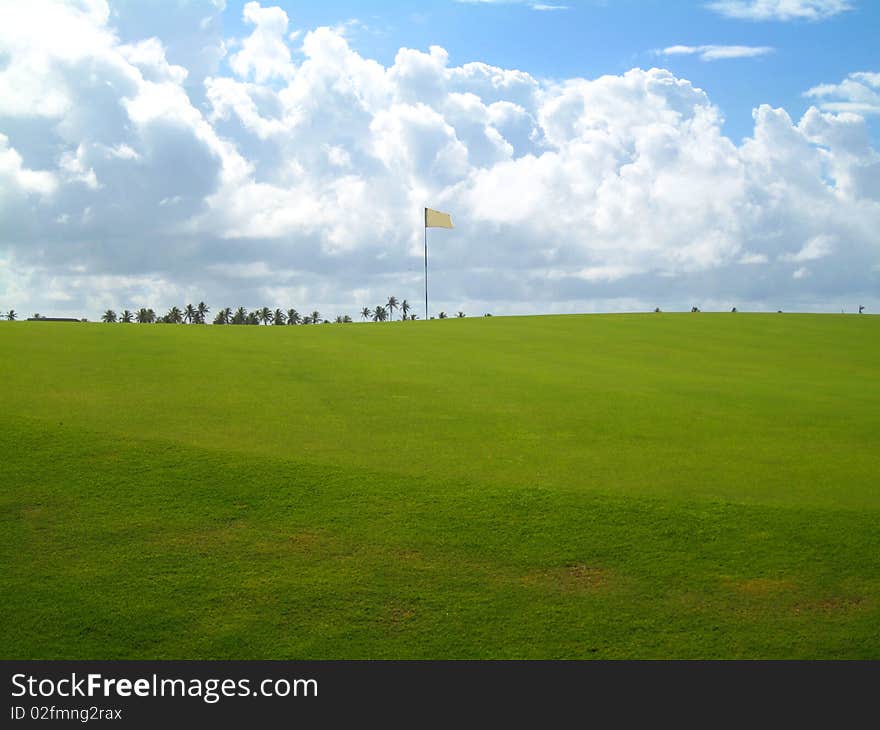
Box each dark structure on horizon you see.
[26,316,82,322]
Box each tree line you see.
[86,297,467,325]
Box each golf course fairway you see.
[1,313,878,658]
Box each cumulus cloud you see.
[707,0,852,21]
[0,1,879,320]
[659,45,774,61]
[229,1,295,82]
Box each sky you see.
[1,0,878,320]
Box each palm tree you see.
[136,308,149,323]
[360,307,370,321]
[6,309,16,321]
[335,315,344,323]
[310,310,321,324]
[302,315,312,325]
[167,306,183,324]
[400,299,410,320]
[273,309,286,325]
[373,305,387,322]
[342,315,352,323]
[457,311,465,318]
[213,311,226,324]
[258,307,272,325]
[410,314,418,320]
[287,308,300,325]
[183,303,196,324]
[438,311,447,319]
[101,309,117,323]
[196,301,210,324]
[386,296,398,321]
[121,310,133,323]
[232,307,247,325]
[246,311,260,325]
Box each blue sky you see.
[203,0,880,142]
[1,0,878,318]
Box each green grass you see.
[1,313,879,658]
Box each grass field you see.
[1,313,879,658]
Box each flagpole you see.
[424,207,428,321]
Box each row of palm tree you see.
[90,297,453,325]
[6,297,475,323]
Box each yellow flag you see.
[425,208,453,229]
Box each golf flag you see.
[425,208,453,229]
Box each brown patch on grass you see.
[286,531,326,550]
[793,596,867,615]
[380,602,417,628]
[732,578,797,596]
[521,564,610,593]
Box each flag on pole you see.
[425,208,453,229]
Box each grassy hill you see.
[1,313,878,658]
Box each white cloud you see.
[805,72,880,115]
[707,0,852,21]
[0,3,879,320]
[229,1,295,82]
[739,252,769,264]
[0,133,58,196]
[659,45,774,61]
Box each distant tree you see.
[373,305,387,322]
[219,307,232,324]
[438,311,447,319]
[484,313,492,317]
[859,305,865,314]
[101,309,117,323]
[690,306,700,313]
[246,311,260,325]
[310,310,321,324]
[167,306,183,324]
[213,311,226,325]
[386,296,398,321]
[121,310,133,323]
[32,313,41,320]
[400,299,410,320]
[136,308,150,323]
[257,307,272,325]
[410,314,418,320]
[6,309,17,321]
[457,311,465,318]
[232,307,247,325]
[184,304,196,324]
[654,307,661,313]
[287,308,300,325]
[335,315,344,323]
[196,301,210,324]
[301,315,312,325]
[731,307,737,313]
[273,309,286,325]
[777,310,783,314]
[361,307,371,321]
[342,315,352,323]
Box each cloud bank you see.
[0,0,878,319]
